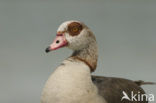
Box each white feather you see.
[41,59,106,103]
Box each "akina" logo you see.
[121,91,154,102]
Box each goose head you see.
[46,20,96,52]
[45,20,98,72]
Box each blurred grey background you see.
[0,0,156,103]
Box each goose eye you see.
[72,27,79,32]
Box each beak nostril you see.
[47,33,67,51]
[56,40,60,44]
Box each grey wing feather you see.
[91,75,148,103]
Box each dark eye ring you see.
[72,27,79,32]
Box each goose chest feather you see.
[41,59,106,103]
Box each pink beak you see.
[45,34,68,53]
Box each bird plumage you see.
[92,75,148,103]
[42,20,154,103]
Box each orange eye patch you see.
[71,27,79,32]
[68,22,83,36]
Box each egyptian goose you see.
[41,20,154,103]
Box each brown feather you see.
[92,75,149,103]
[67,22,83,36]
